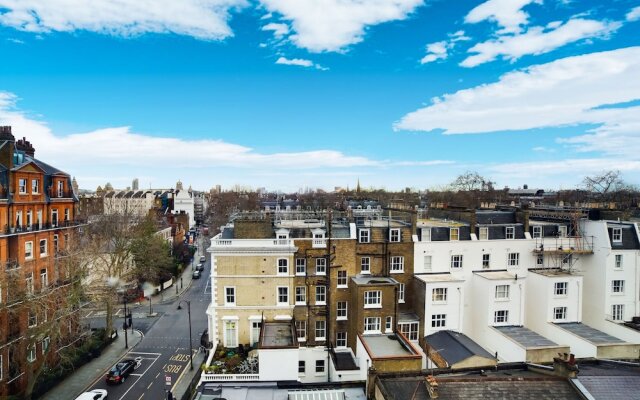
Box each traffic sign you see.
[165,375,172,386]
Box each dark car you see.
[105,359,138,384]
[192,270,201,279]
[199,255,206,263]
[196,263,204,271]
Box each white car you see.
[74,389,107,400]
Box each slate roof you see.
[608,222,640,250]
[554,323,625,344]
[377,372,582,400]
[495,326,558,347]
[425,330,495,366]
[577,361,640,400]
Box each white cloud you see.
[420,30,470,64]
[488,158,640,180]
[262,22,289,38]
[627,6,640,21]
[0,91,449,188]
[275,56,313,67]
[259,0,424,52]
[396,46,640,162]
[461,18,620,67]
[275,56,328,70]
[532,146,556,153]
[6,37,24,44]
[0,0,247,40]
[420,41,449,64]
[465,0,541,33]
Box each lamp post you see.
[177,300,193,370]
[123,294,129,349]
[147,296,152,316]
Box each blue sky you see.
[0,0,638,192]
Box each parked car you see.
[192,270,201,279]
[196,263,204,271]
[105,358,139,384]
[74,389,108,400]
[200,255,206,262]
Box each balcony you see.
[48,187,74,199]
[533,236,594,255]
[3,219,86,235]
[312,238,327,248]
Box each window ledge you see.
[296,273,306,276]
[295,302,306,306]
[316,302,326,306]
[337,285,348,289]
[337,316,347,321]
[364,304,382,309]
[360,271,371,275]
[390,270,404,274]
[363,330,382,335]
[495,298,510,302]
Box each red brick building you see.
[0,126,81,397]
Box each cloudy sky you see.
[0,0,638,192]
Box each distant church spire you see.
[356,178,361,194]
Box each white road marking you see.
[117,353,161,400]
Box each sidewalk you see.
[40,330,143,400]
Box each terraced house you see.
[0,126,81,397]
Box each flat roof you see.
[474,271,518,280]
[361,334,417,358]
[417,219,467,228]
[554,323,625,344]
[415,273,464,283]
[260,322,296,348]
[197,383,366,400]
[531,268,580,277]
[351,276,398,286]
[495,326,558,348]
[426,330,495,365]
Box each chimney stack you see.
[552,353,579,378]
[16,136,35,157]
[425,375,439,399]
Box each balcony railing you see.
[200,373,260,382]
[533,236,594,254]
[312,238,327,248]
[212,238,294,248]
[4,219,86,234]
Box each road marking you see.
[127,351,162,356]
[138,395,144,400]
[147,382,153,390]
[155,372,161,379]
[117,352,161,400]
[130,373,144,377]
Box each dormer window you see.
[479,227,488,240]
[532,226,542,238]
[389,228,401,242]
[57,181,64,197]
[450,228,459,241]
[19,179,27,194]
[421,228,431,242]
[31,179,39,194]
[505,226,515,240]
[558,226,567,237]
[612,228,622,243]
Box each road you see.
[85,243,211,400]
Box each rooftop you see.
[425,330,495,367]
[196,383,366,400]
[554,323,625,344]
[495,326,558,348]
[259,322,297,348]
[415,273,464,283]
[360,334,419,358]
[577,360,640,400]
[474,271,519,281]
[531,268,579,277]
[351,276,398,286]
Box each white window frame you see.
[482,253,490,269]
[277,286,289,306]
[508,252,520,267]
[25,241,33,259]
[223,320,238,348]
[494,310,509,324]
[359,229,370,243]
[39,239,47,257]
[315,286,326,305]
[450,254,463,269]
[612,228,622,243]
[337,270,347,288]
[385,316,393,333]
[390,256,404,273]
[432,288,447,303]
[364,290,381,308]
[505,226,515,240]
[315,320,326,341]
[337,301,347,320]
[537,253,544,266]
[26,272,34,295]
[389,228,401,242]
[42,336,50,354]
[431,314,446,328]
[361,257,371,274]
[28,310,37,328]
[398,283,405,303]
[40,268,48,289]
[298,360,305,374]
[277,258,288,275]
[364,317,381,334]
[27,343,36,363]
[532,225,542,238]
[479,227,488,240]
[315,359,325,373]
[422,228,431,242]
[612,304,624,321]
[57,181,64,197]
[295,286,306,305]
[558,225,567,238]
[316,258,326,275]
[554,306,567,321]
[31,179,39,194]
[495,284,510,300]
[612,280,625,294]
[399,321,419,341]
[295,320,306,341]
[19,178,27,194]
[615,254,623,269]
[554,282,568,296]
[224,286,236,306]
[295,258,306,275]
[336,331,347,348]
[450,228,459,241]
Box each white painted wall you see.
[298,346,329,383]
[423,280,464,336]
[258,348,299,381]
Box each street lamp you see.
[177,300,193,370]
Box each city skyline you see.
[0,0,638,191]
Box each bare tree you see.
[450,171,492,192]
[582,170,624,197]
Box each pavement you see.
[41,236,208,400]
